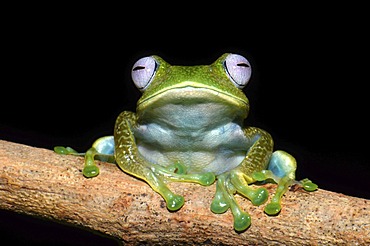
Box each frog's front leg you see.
[114,111,216,211]
[211,127,273,231]
[54,136,116,177]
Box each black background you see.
[1,5,369,245]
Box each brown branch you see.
[0,139,369,245]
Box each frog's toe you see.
[154,163,215,186]
[230,170,269,206]
[234,212,251,232]
[54,146,69,154]
[54,146,79,155]
[81,147,101,178]
[83,165,100,178]
[211,173,252,231]
[264,202,281,215]
[250,187,269,206]
[300,178,318,192]
[251,171,267,181]
[211,199,229,214]
[142,169,186,211]
[211,183,229,214]
[198,172,216,186]
[166,194,185,211]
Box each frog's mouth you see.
[137,81,249,113]
[136,82,249,124]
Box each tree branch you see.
[0,140,369,245]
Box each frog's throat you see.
[137,81,249,113]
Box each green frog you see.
[55,53,317,231]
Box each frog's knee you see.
[268,150,296,179]
[92,136,115,155]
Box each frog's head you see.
[131,53,252,123]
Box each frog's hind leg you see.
[54,136,115,178]
[252,150,318,215]
[210,150,298,231]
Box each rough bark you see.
[0,139,369,245]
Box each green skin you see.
[55,53,317,232]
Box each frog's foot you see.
[210,170,268,232]
[252,150,318,215]
[143,169,185,211]
[153,162,216,186]
[298,178,318,192]
[137,162,216,212]
[54,146,82,156]
[54,136,115,178]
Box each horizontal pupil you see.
[133,66,145,71]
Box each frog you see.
[54,53,317,232]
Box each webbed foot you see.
[252,150,318,215]
[54,146,81,155]
[300,178,318,192]
[211,171,268,232]
[156,163,216,211]
[153,162,216,186]
[211,150,318,231]
[146,162,216,211]
[54,136,115,178]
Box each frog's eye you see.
[131,56,158,91]
[224,54,252,89]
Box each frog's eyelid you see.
[131,56,159,91]
[224,54,252,89]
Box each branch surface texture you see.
[0,140,369,245]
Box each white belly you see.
[134,121,251,175]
